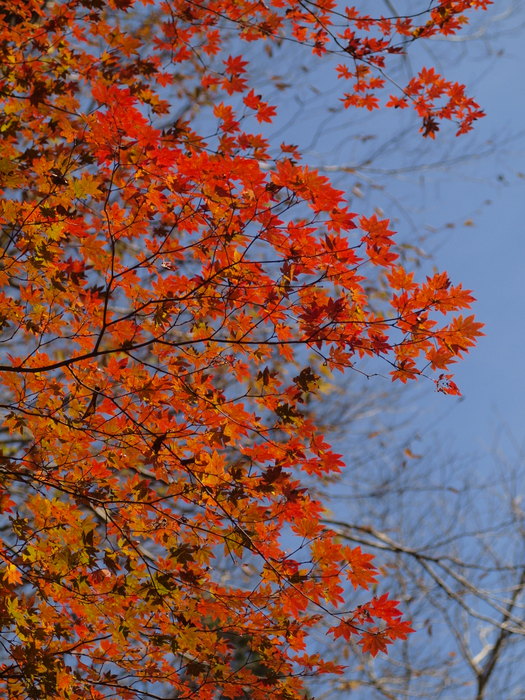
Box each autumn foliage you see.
[0,0,486,698]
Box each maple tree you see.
[0,0,487,698]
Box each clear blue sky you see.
[257,2,525,462]
[408,4,525,457]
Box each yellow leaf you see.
[4,563,22,586]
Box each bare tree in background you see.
[309,425,523,700]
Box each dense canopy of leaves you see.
[0,0,485,698]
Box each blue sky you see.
[410,4,525,456]
[254,1,525,461]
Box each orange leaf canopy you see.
[0,0,484,698]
